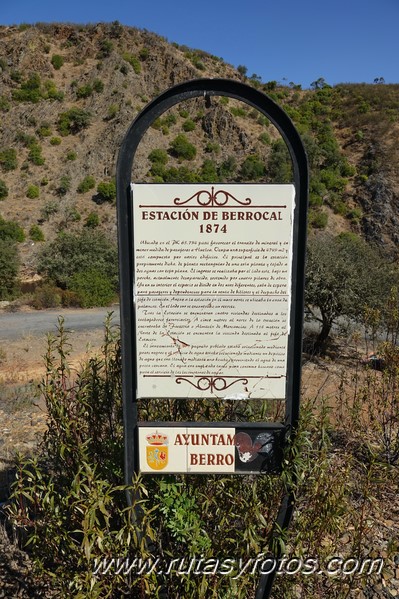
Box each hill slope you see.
[0,22,398,284]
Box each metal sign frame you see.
[116,78,308,598]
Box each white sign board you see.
[133,184,295,400]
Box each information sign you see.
[133,184,295,400]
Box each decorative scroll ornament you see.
[174,186,252,207]
[176,376,249,392]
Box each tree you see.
[305,233,394,352]
[37,230,118,291]
[0,239,19,299]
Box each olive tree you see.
[305,233,394,352]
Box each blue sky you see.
[1,0,398,88]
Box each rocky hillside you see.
[0,22,398,283]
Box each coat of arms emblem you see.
[146,431,168,470]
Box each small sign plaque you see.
[133,184,295,400]
[138,424,284,474]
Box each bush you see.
[40,200,59,221]
[169,134,197,160]
[50,136,61,145]
[66,150,77,161]
[37,229,118,291]
[309,210,328,229]
[0,215,25,242]
[31,284,62,309]
[148,148,168,165]
[70,268,116,307]
[51,54,64,70]
[57,107,92,135]
[93,78,104,93]
[37,123,52,137]
[77,175,96,193]
[0,95,10,112]
[57,175,71,196]
[240,154,265,180]
[0,239,19,299]
[122,52,141,74]
[12,73,42,103]
[76,84,93,99]
[29,224,45,241]
[0,179,8,200]
[28,143,45,166]
[106,104,118,120]
[0,148,18,171]
[26,184,40,199]
[97,180,116,202]
[98,39,113,58]
[182,118,196,132]
[84,211,100,228]
[139,47,149,60]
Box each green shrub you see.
[240,154,265,180]
[57,175,71,196]
[66,150,77,161]
[0,95,10,112]
[50,136,61,145]
[43,80,64,101]
[182,118,195,132]
[309,210,328,229]
[0,148,18,171]
[29,224,45,241]
[0,179,8,200]
[0,215,25,242]
[37,123,52,137]
[218,155,237,179]
[199,159,219,182]
[57,107,92,135]
[93,78,104,93]
[259,132,271,145]
[77,175,96,193]
[230,106,247,117]
[98,39,114,58]
[84,211,100,228]
[28,143,45,166]
[70,268,115,307]
[169,134,196,160]
[122,52,141,74]
[97,180,116,202]
[12,73,42,103]
[0,239,19,299]
[76,84,93,99]
[40,200,59,221]
[205,142,220,154]
[106,104,118,120]
[148,148,168,165]
[139,47,149,61]
[26,184,40,199]
[51,54,64,70]
[37,229,118,290]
